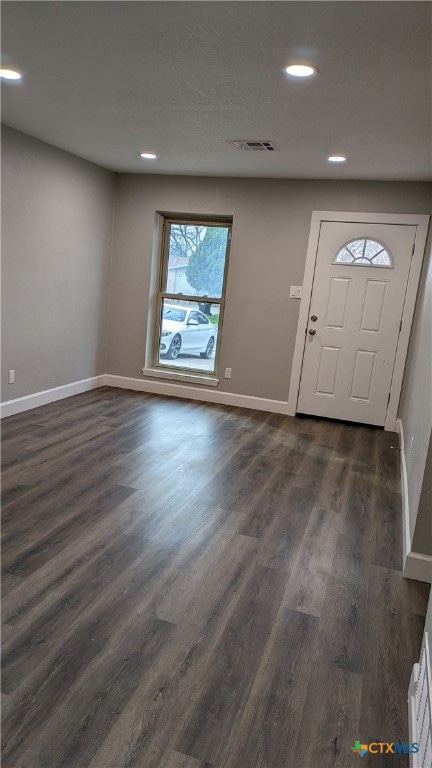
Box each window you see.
[334,238,392,267]
[154,218,231,374]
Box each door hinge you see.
[399,320,402,333]
[412,242,415,256]
[388,392,391,405]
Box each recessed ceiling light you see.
[140,152,157,160]
[284,64,317,78]
[327,155,347,163]
[0,68,22,81]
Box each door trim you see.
[287,211,430,431]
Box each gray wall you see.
[1,126,115,400]
[425,590,432,657]
[107,174,432,402]
[399,236,432,555]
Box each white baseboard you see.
[404,552,432,583]
[0,375,105,418]
[1,372,289,419]
[395,418,432,584]
[104,374,289,415]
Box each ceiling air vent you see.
[231,140,278,151]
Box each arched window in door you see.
[334,238,392,267]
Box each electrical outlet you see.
[289,285,302,299]
[8,369,15,384]
[225,368,232,379]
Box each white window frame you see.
[143,214,232,385]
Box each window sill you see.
[142,367,219,387]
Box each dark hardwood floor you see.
[1,387,430,768]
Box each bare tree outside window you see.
[169,224,206,259]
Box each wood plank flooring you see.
[2,387,430,768]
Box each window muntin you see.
[334,238,392,267]
[154,219,231,374]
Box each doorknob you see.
[308,328,316,336]
[311,314,318,322]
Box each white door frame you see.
[287,211,430,431]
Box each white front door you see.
[297,221,416,426]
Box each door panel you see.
[297,221,416,426]
[350,350,376,400]
[325,278,351,328]
[360,280,388,332]
[316,346,340,396]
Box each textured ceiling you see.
[2,1,431,179]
